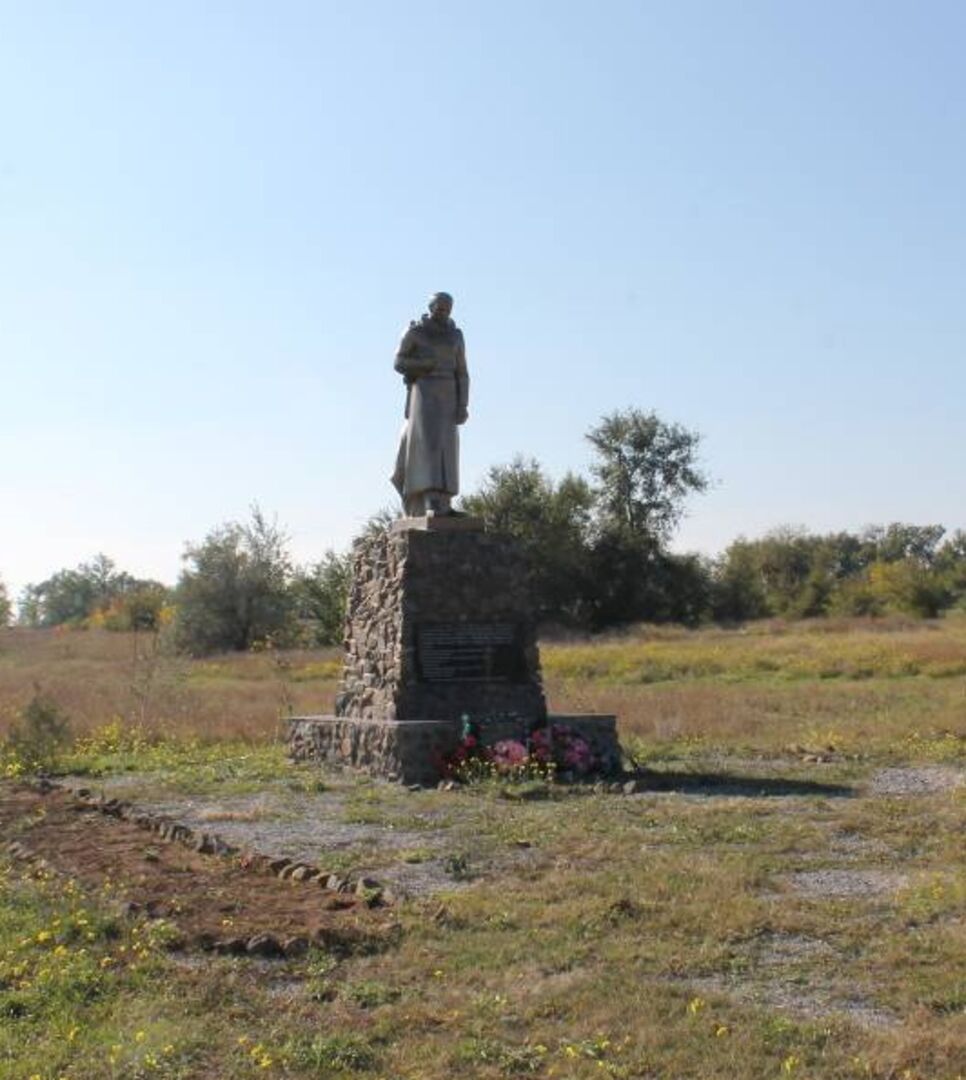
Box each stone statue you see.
[391,292,470,517]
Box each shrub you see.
[3,692,72,775]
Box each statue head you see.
[428,292,453,323]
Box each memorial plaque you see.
[416,622,525,683]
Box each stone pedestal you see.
[289,518,622,783]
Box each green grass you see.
[3,755,964,1078]
[1,619,964,1077]
[542,615,966,684]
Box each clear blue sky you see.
[2,1,964,599]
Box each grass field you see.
[1,619,964,1079]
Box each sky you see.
[2,1,964,601]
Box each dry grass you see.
[0,628,340,743]
[2,620,965,762]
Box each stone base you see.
[289,716,460,786]
[288,714,623,785]
[338,524,547,723]
[390,514,485,533]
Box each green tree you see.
[861,523,946,566]
[461,457,595,625]
[175,507,297,656]
[866,560,950,618]
[711,538,770,622]
[935,529,966,609]
[577,410,710,629]
[584,531,711,629]
[292,551,353,646]
[586,408,708,540]
[94,583,172,631]
[0,578,11,627]
[16,554,155,628]
[17,586,41,628]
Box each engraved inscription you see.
[417,622,525,682]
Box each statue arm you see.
[394,324,433,380]
[455,330,469,424]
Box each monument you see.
[390,291,468,518]
[289,293,621,784]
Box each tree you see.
[861,523,946,566]
[16,554,157,628]
[711,539,770,622]
[175,507,297,655]
[935,530,966,609]
[584,530,712,629]
[461,457,595,624]
[292,551,353,646]
[572,410,711,629]
[866,561,950,618]
[90,583,172,631]
[586,409,708,541]
[0,578,11,627]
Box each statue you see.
[391,292,470,517]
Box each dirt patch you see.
[0,784,395,955]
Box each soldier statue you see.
[391,291,470,517]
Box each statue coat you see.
[391,315,469,499]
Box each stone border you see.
[27,777,391,903]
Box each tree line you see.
[3,409,965,652]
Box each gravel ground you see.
[60,777,466,895]
[783,868,907,899]
[866,765,964,797]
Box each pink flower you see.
[491,739,529,768]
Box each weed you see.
[342,979,400,1008]
[303,948,338,1002]
[285,1032,380,1072]
[443,851,472,880]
